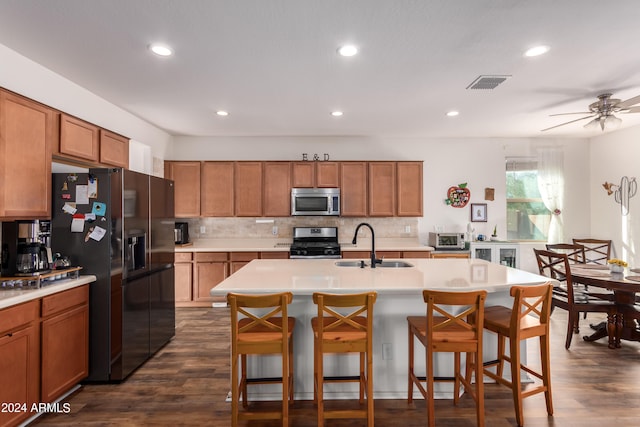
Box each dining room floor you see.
[32,307,640,427]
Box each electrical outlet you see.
[200,226,206,234]
[434,225,444,232]
[404,225,411,233]
[382,343,393,360]
[272,226,278,236]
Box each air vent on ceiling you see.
[466,75,511,90]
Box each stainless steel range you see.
[289,227,341,259]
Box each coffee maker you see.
[1,220,52,276]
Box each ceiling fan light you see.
[584,117,601,130]
[604,114,622,130]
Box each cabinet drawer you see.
[403,251,432,258]
[230,252,259,262]
[41,285,89,318]
[0,300,39,333]
[194,252,229,262]
[175,252,193,262]
[260,252,289,259]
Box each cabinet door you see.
[41,304,89,402]
[194,262,227,302]
[0,90,54,219]
[0,324,39,427]
[235,162,263,216]
[368,162,396,216]
[316,162,340,187]
[292,162,315,187]
[498,246,518,268]
[99,129,129,168]
[340,162,367,217]
[431,252,470,259]
[263,162,291,216]
[471,245,493,263]
[397,162,423,216]
[59,113,99,162]
[165,161,201,218]
[201,161,234,216]
[174,262,193,302]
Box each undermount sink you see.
[334,260,413,268]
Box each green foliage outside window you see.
[506,169,550,241]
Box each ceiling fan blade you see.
[541,115,596,132]
[617,94,640,108]
[623,106,640,113]
[549,112,592,116]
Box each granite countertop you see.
[176,238,434,252]
[0,275,97,310]
[211,258,554,296]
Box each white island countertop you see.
[0,275,97,310]
[210,258,553,297]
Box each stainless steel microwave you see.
[291,188,340,216]
[428,232,466,250]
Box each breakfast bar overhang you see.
[211,258,556,400]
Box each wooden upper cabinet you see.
[397,161,423,216]
[99,129,129,168]
[59,113,99,162]
[316,162,340,187]
[368,162,396,217]
[164,161,201,218]
[0,90,54,219]
[201,161,234,217]
[263,162,291,217]
[292,162,315,187]
[340,162,367,217]
[235,162,263,216]
[292,161,339,188]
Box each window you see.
[506,158,550,241]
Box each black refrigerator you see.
[51,168,175,382]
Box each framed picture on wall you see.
[470,203,487,222]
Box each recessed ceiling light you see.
[446,111,459,117]
[524,45,549,57]
[216,110,229,116]
[149,44,173,57]
[331,111,343,117]
[337,45,358,57]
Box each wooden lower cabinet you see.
[175,251,289,307]
[342,250,431,259]
[0,300,40,427]
[41,285,89,402]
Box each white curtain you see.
[537,148,564,243]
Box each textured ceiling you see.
[1,0,640,138]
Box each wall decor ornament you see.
[470,203,487,222]
[445,183,470,208]
[602,176,637,215]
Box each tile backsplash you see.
[184,217,419,242]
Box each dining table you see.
[569,264,640,348]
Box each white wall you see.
[590,126,640,267]
[0,43,173,171]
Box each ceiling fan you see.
[541,93,640,132]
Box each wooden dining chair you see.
[545,243,586,265]
[481,283,553,427]
[534,249,614,349]
[572,238,612,264]
[408,289,487,427]
[227,292,295,427]
[311,291,377,427]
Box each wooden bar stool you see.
[407,289,487,427]
[481,283,554,427]
[311,291,377,427]
[227,292,295,427]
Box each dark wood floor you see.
[33,307,640,426]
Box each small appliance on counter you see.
[174,222,190,245]
[1,220,52,276]
[428,232,466,250]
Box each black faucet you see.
[352,222,382,268]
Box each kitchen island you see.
[211,258,555,400]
